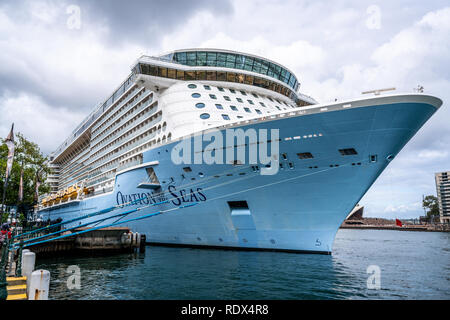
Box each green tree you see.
[422,195,439,218]
[0,132,50,223]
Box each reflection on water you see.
[36,229,450,300]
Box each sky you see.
[0,0,449,219]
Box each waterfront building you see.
[435,171,450,224]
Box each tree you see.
[422,195,439,218]
[0,132,50,223]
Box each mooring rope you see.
[17,203,198,248]
[14,160,356,249]
[14,195,152,239]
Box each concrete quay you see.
[24,227,145,256]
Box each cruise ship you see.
[37,49,442,254]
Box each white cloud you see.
[1,0,449,219]
[0,93,85,154]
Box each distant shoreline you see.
[339,224,447,232]
[340,219,449,232]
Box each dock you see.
[6,276,27,300]
[24,227,145,256]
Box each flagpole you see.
[0,123,15,224]
[0,178,8,223]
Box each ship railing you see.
[88,112,161,168]
[91,89,151,141]
[87,132,160,182]
[88,120,155,167]
[90,98,155,155]
[90,96,154,152]
[87,173,116,188]
[90,85,142,134]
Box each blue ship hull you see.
[38,95,441,253]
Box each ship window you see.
[192,93,201,98]
[188,84,197,89]
[196,71,206,80]
[244,75,253,85]
[240,90,247,96]
[215,104,223,109]
[158,67,167,77]
[218,87,224,92]
[252,93,259,98]
[229,88,236,94]
[206,52,217,66]
[244,107,251,113]
[230,105,238,111]
[177,70,185,80]
[185,71,195,80]
[217,71,226,81]
[168,69,176,79]
[227,73,236,82]
[297,152,314,159]
[224,96,231,101]
[149,65,158,76]
[204,85,211,90]
[237,116,243,118]
[255,109,262,114]
[260,102,266,107]
[236,98,243,103]
[222,114,230,120]
[339,148,358,156]
[195,103,205,109]
[228,201,249,209]
[183,167,192,172]
[200,113,210,119]
[247,100,254,105]
[206,71,216,81]
[209,94,217,99]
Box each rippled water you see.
[35,229,450,300]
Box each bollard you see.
[20,249,30,276]
[136,232,141,248]
[28,270,50,300]
[139,234,146,253]
[22,252,36,296]
[21,249,30,267]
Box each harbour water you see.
[36,229,449,300]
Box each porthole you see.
[200,113,210,119]
[192,93,201,98]
[188,84,197,89]
[199,172,204,177]
[195,103,205,109]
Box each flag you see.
[18,167,24,202]
[4,123,15,181]
[395,219,402,227]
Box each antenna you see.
[361,87,396,95]
[414,85,424,93]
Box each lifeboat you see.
[54,191,62,204]
[69,185,79,200]
[61,188,69,202]
[83,187,92,195]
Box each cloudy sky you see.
[1,0,449,218]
